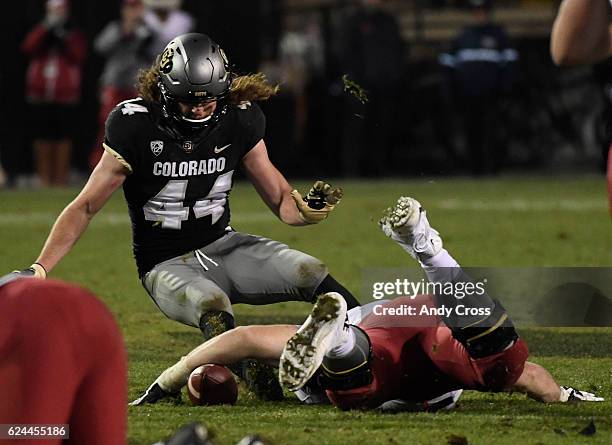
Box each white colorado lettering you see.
[153,162,162,175]
[198,159,207,175]
[178,162,188,176]
[217,157,226,172]
[152,157,227,177]
[188,160,198,176]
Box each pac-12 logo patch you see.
[150,140,164,156]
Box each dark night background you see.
[0,0,281,177]
[1,0,607,181]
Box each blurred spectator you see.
[21,0,86,187]
[143,0,194,60]
[259,13,325,174]
[333,0,405,177]
[278,13,325,148]
[89,0,153,170]
[439,0,518,176]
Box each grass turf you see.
[1,175,611,444]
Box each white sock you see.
[419,249,462,283]
[157,356,191,393]
[327,326,356,358]
[420,248,460,268]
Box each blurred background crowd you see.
[1,0,610,187]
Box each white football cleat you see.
[560,386,604,402]
[379,196,442,260]
[279,292,347,391]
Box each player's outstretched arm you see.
[512,361,604,402]
[33,151,128,275]
[242,140,308,225]
[241,140,342,225]
[551,0,612,65]
[184,325,296,373]
[131,325,296,405]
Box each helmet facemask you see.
[159,81,230,135]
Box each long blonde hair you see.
[136,60,279,104]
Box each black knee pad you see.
[318,326,373,390]
[199,310,235,341]
[452,300,518,359]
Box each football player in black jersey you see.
[15,33,360,400]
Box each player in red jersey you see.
[0,275,127,445]
[552,0,612,216]
[132,196,603,408]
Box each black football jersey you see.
[103,98,265,277]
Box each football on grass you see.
[186,364,238,406]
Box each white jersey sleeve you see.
[347,300,391,325]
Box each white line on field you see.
[0,211,275,226]
[435,198,606,211]
[0,198,606,226]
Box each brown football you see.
[186,364,238,406]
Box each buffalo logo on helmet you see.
[159,47,174,74]
[150,140,164,156]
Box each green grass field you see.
[1,175,611,444]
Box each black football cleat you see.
[130,382,181,406]
[154,422,216,445]
[235,434,268,445]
